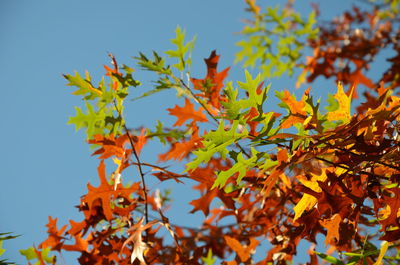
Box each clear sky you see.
[1,0,351,263]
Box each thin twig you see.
[113,101,149,225]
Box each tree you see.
[18,0,400,264]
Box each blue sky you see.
[0,0,352,263]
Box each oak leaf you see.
[82,160,140,221]
[168,98,208,126]
[159,126,202,161]
[326,82,353,123]
[224,236,259,262]
[121,218,158,264]
[191,50,230,109]
[319,214,341,246]
[39,217,67,251]
[293,169,328,221]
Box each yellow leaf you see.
[297,169,328,192]
[293,170,328,221]
[327,82,352,123]
[293,194,317,221]
[373,241,389,265]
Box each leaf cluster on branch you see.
[17,0,400,264]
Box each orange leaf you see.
[191,50,230,109]
[39,217,67,251]
[168,98,208,126]
[327,82,353,123]
[135,128,148,155]
[62,233,89,252]
[89,134,131,159]
[159,127,203,161]
[319,214,342,246]
[82,160,140,221]
[224,235,259,262]
[281,90,307,116]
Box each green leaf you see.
[68,101,106,139]
[20,247,54,264]
[135,51,172,75]
[165,26,196,71]
[201,249,216,265]
[325,93,339,112]
[186,120,248,170]
[147,120,186,145]
[0,233,19,241]
[64,71,101,100]
[315,251,344,265]
[213,148,258,189]
[235,3,318,78]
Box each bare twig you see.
[113,101,149,225]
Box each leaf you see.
[135,128,148,155]
[314,251,344,265]
[213,149,258,189]
[373,241,389,265]
[191,50,230,109]
[277,89,309,129]
[319,214,341,246]
[202,249,216,265]
[68,101,106,139]
[326,82,353,123]
[187,120,248,170]
[0,242,5,258]
[189,188,219,216]
[377,187,400,241]
[88,134,131,159]
[20,247,55,265]
[135,51,172,75]
[168,98,208,126]
[224,235,259,262]
[82,160,140,221]
[122,218,158,264]
[293,169,328,221]
[62,233,88,252]
[39,217,67,251]
[159,126,202,161]
[165,26,196,71]
[64,71,102,100]
[0,232,19,241]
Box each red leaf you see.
[191,50,230,109]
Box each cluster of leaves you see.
[236,0,318,77]
[20,0,400,264]
[297,0,400,94]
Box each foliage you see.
[21,0,400,264]
[0,233,19,265]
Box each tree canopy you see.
[4,0,400,264]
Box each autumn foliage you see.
[18,0,400,264]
